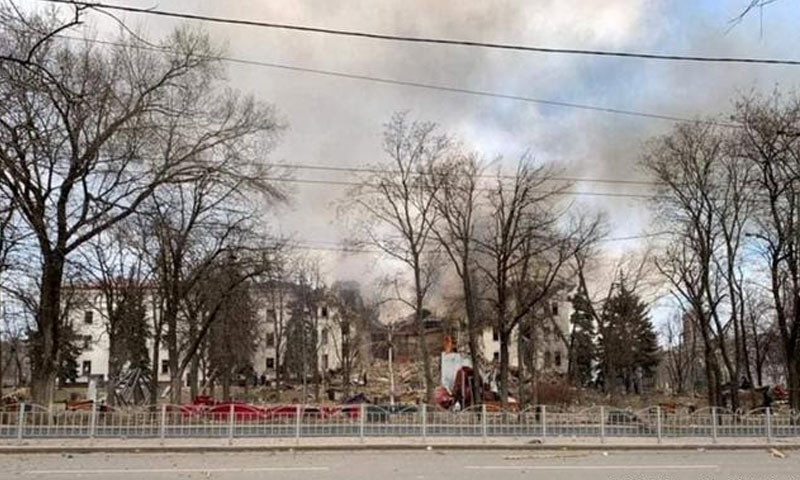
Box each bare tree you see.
[643,120,751,408]
[0,10,284,404]
[76,226,151,405]
[201,257,260,400]
[662,313,695,395]
[742,285,777,386]
[343,112,451,403]
[290,254,327,402]
[0,196,23,394]
[1,300,29,392]
[330,281,370,399]
[0,1,86,70]
[428,150,486,404]
[477,159,600,408]
[736,93,800,410]
[729,0,783,30]
[262,255,292,398]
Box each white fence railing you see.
[1,403,798,442]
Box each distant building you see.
[479,298,572,375]
[369,310,448,363]
[67,287,171,386]
[367,298,573,377]
[67,281,346,393]
[252,281,344,382]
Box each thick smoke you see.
[74,0,800,289]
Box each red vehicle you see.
[208,403,269,422]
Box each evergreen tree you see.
[112,286,151,374]
[28,323,83,386]
[283,307,318,383]
[568,292,596,386]
[597,279,660,394]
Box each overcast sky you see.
[27,0,800,312]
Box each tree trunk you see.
[169,357,182,404]
[530,326,539,406]
[0,328,4,399]
[414,277,434,404]
[150,335,161,405]
[785,337,800,411]
[188,318,199,400]
[189,356,199,401]
[313,369,321,403]
[222,371,231,401]
[790,360,800,411]
[516,323,530,409]
[106,344,121,406]
[274,351,281,399]
[342,330,351,398]
[164,299,181,404]
[30,255,65,406]
[499,329,510,410]
[466,322,481,406]
[462,272,482,406]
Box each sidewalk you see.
[1,436,798,454]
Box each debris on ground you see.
[503,453,589,460]
[770,448,787,459]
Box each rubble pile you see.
[358,359,435,403]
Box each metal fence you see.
[1,404,798,442]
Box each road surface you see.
[3,449,797,479]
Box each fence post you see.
[295,405,301,444]
[481,404,487,441]
[711,406,718,444]
[159,404,166,444]
[600,406,605,444]
[16,403,25,443]
[421,403,427,442]
[227,403,235,445]
[656,406,662,444]
[766,407,773,444]
[541,406,547,439]
[89,401,97,440]
[359,403,365,442]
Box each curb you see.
[1,442,799,454]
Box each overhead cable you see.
[41,0,800,66]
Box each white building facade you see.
[68,288,171,386]
[70,283,346,390]
[251,283,344,383]
[479,298,573,375]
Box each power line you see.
[291,232,669,254]
[55,35,732,128]
[268,162,660,187]
[266,176,657,199]
[41,0,800,66]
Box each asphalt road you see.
[2,449,797,480]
